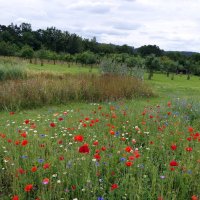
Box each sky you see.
[0,0,200,52]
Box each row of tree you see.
[0,23,200,79]
[0,23,134,55]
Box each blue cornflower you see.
[38,158,44,163]
[120,157,126,162]
[21,155,28,159]
[115,131,120,136]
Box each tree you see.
[137,45,163,57]
[76,51,97,65]
[20,45,34,63]
[35,48,49,66]
[0,41,18,56]
[145,54,161,80]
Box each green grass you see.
[145,73,200,100]
[27,62,200,100]
[27,63,99,74]
[0,60,200,199]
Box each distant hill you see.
[165,51,199,56]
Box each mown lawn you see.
[145,73,200,100]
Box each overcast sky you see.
[0,0,200,52]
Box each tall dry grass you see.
[0,73,154,110]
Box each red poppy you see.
[111,184,118,190]
[43,163,50,169]
[15,140,20,145]
[171,144,177,151]
[50,122,56,127]
[12,195,19,200]
[186,147,193,152]
[94,154,101,161]
[110,130,115,135]
[18,168,26,174]
[24,184,33,192]
[24,120,30,124]
[191,195,198,200]
[125,146,132,152]
[72,185,76,190]
[74,135,84,142]
[101,146,106,151]
[125,161,133,167]
[58,140,63,144]
[7,139,12,143]
[129,156,135,161]
[21,140,28,146]
[79,144,90,153]
[59,156,64,160]
[167,101,171,107]
[170,160,179,167]
[21,132,27,138]
[188,127,194,133]
[58,117,63,121]
[93,141,99,146]
[31,166,37,172]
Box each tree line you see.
[0,22,200,79]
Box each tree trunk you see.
[167,71,169,77]
[148,71,153,80]
[41,59,44,66]
[171,73,174,80]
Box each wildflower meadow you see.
[0,98,199,200]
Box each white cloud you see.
[0,0,200,52]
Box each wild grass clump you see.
[0,59,27,81]
[0,73,154,110]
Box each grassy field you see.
[27,63,99,74]
[146,73,200,100]
[0,62,200,200]
[26,62,200,99]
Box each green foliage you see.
[100,58,145,79]
[20,45,34,59]
[0,41,19,56]
[76,51,97,65]
[145,54,161,80]
[137,45,164,57]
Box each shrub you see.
[100,58,145,79]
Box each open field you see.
[146,73,200,100]
[27,63,99,74]
[0,62,200,200]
